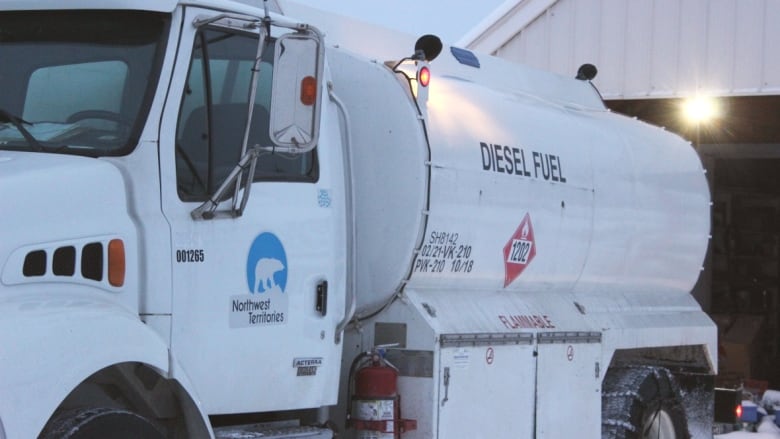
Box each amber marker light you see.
[108,239,126,287]
[300,76,317,106]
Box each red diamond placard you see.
[503,213,536,287]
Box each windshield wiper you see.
[0,108,45,152]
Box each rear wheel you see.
[642,407,678,438]
[40,407,164,439]
[601,366,690,439]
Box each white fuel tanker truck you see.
[0,1,715,438]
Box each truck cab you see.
[0,2,347,437]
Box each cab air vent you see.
[23,250,46,277]
[81,242,104,281]
[53,246,76,276]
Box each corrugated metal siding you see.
[473,0,780,99]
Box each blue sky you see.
[286,0,506,44]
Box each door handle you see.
[316,281,327,317]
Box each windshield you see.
[0,10,169,156]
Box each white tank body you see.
[317,12,709,312]
[416,65,710,296]
[326,48,429,312]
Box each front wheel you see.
[602,366,690,439]
[40,407,164,439]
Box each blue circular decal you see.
[246,233,288,294]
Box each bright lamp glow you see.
[418,66,431,87]
[683,96,720,123]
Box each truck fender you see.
[0,298,202,438]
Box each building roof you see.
[461,0,780,99]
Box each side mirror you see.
[269,31,324,152]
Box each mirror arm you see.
[193,14,261,29]
[191,147,262,220]
[232,26,269,208]
[191,11,322,36]
[240,27,268,160]
[237,148,259,214]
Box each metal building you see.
[461,0,780,99]
[461,0,780,387]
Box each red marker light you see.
[300,76,317,106]
[736,404,742,420]
[418,66,431,87]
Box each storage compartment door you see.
[437,339,536,438]
[535,332,602,438]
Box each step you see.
[214,421,333,439]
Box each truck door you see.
[158,8,345,414]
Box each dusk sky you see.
[286,0,506,44]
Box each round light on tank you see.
[418,66,431,87]
[682,96,720,123]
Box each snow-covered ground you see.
[715,415,780,438]
[716,391,780,439]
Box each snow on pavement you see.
[717,434,780,439]
[715,416,780,437]
[716,390,780,439]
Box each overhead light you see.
[682,96,720,123]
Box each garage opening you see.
[607,96,780,389]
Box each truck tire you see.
[601,366,690,439]
[40,407,164,439]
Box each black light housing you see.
[414,34,443,62]
[713,387,741,424]
[576,63,598,81]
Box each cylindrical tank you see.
[415,50,709,298]
[327,48,429,312]
[327,41,709,311]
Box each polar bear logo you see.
[246,232,288,294]
[255,257,285,293]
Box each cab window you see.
[0,10,167,156]
[176,27,318,201]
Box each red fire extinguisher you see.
[349,349,416,438]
